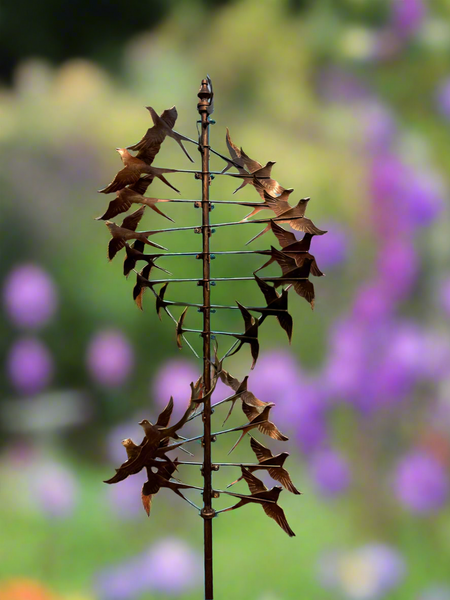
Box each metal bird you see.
[219,368,272,424]
[227,437,300,494]
[176,307,189,349]
[98,148,181,194]
[155,282,170,319]
[266,246,315,309]
[228,405,288,455]
[240,186,294,221]
[255,220,323,275]
[219,468,295,537]
[96,175,174,222]
[224,130,286,198]
[225,302,260,369]
[123,241,171,278]
[252,274,293,342]
[255,244,324,278]
[133,263,161,310]
[106,206,167,261]
[246,191,327,245]
[128,106,194,163]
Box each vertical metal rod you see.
[198,78,214,600]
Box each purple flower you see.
[436,77,450,120]
[3,264,58,329]
[141,537,202,594]
[87,329,134,387]
[352,281,395,322]
[296,384,329,454]
[152,358,199,420]
[393,450,449,513]
[310,223,349,270]
[357,101,397,153]
[376,239,419,301]
[309,449,351,498]
[94,558,145,600]
[29,459,78,518]
[7,337,53,395]
[318,543,406,599]
[390,0,426,38]
[106,471,147,519]
[316,67,369,104]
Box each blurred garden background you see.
[1,0,450,598]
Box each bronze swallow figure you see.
[252,274,293,342]
[98,149,181,194]
[155,282,170,319]
[106,206,167,261]
[219,468,295,537]
[254,220,324,276]
[226,302,260,369]
[240,186,294,221]
[123,241,171,278]
[266,246,315,309]
[255,245,324,278]
[225,130,286,198]
[219,368,272,423]
[246,191,327,245]
[228,404,288,455]
[133,263,160,310]
[96,175,174,222]
[227,437,301,494]
[128,106,194,163]
[176,307,189,349]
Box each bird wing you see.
[219,368,241,393]
[309,255,324,277]
[277,307,293,343]
[271,467,301,495]
[239,147,263,173]
[254,274,279,305]
[130,175,155,196]
[241,467,267,494]
[225,129,247,172]
[121,206,146,231]
[108,237,125,261]
[99,167,139,194]
[293,280,315,308]
[289,216,327,235]
[270,247,298,276]
[236,301,254,331]
[242,400,262,422]
[97,196,133,221]
[250,436,273,462]
[156,396,174,428]
[262,498,295,537]
[159,106,178,129]
[270,220,297,248]
[258,420,289,441]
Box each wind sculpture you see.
[98,78,327,600]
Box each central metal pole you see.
[198,78,214,600]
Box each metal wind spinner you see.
[98,77,326,599]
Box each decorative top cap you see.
[197,77,213,113]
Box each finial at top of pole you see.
[198,76,214,114]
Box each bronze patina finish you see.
[98,77,328,600]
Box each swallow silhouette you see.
[128,106,194,163]
[96,175,174,222]
[226,437,300,494]
[220,468,295,537]
[123,241,170,278]
[266,246,315,309]
[219,368,272,424]
[224,130,286,198]
[254,221,323,275]
[240,186,294,221]
[246,191,327,245]
[252,274,293,342]
[176,307,189,349]
[133,263,161,310]
[155,282,170,319]
[99,149,181,194]
[226,302,260,369]
[255,244,324,278]
[106,206,167,261]
[228,405,288,455]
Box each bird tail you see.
[246,224,270,245]
[227,432,246,455]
